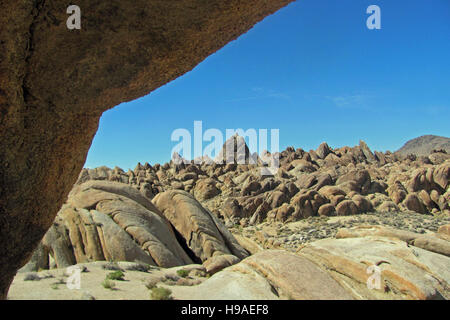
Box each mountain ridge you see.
[396,135,450,156]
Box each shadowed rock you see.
[21,181,194,270]
[152,190,249,269]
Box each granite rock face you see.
[299,226,450,300]
[152,190,249,266]
[21,181,248,272]
[0,0,293,298]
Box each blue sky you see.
[85,0,450,170]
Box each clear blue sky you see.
[85,0,450,170]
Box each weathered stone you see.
[404,193,428,214]
[152,190,249,263]
[194,178,221,201]
[316,142,332,159]
[299,234,450,300]
[317,204,336,217]
[335,200,360,216]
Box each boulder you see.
[25,181,195,269]
[387,181,408,204]
[152,190,249,263]
[403,193,428,214]
[359,140,377,163]
[351,195,374,213]
[299,233,450,300]
[335,200,360,216]
[433,162,450,190]
[194,178,221,201]
[318,204,336,216]
[171,250,354,300]
[336,169,371,194]
[316,142,333,159]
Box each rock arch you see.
[0,0,293,298]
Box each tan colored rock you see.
[433,162,450,190]
[318,186,347,199]
[28,181,195,269]
[203,254,240,275]
[403,193,428,214]
[418,190,437,211]
[299,235,450,300]
[175,250,353,300]
[387,181,408,204]
[378,201,399,212]
[316,142,332,159]
[335,200,360,216]
[318,204,336,216]
[438,224,450,235]
[152,190,249,263]
[194,178,221,201]
[352,195,373,213]
[335,225,450,257]
[273,204,295,222]
[359,140,377,163]
[336,169,371,192]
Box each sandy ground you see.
[8,261,207,300]
[8,211,450,300]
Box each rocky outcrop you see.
[74,138,450,229]
[0,0,294,298]
[22,181,194,270]
[170,250,354,300]
[171,223,450,300]
[23,181,249,273]
[152,190,249,270]
[298,225,450,299]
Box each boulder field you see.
[77,139,450,226]
[11,224,450,300]
[15,138,450,300]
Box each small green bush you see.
[145,279,159,290]
[176,269,190,278]
[101,279,116,290]
[106,270,125,281]
[150,287,172,300]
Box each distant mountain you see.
[396,135,450,156]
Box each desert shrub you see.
[176,269,190,278]
[39,273,54,280]
[106,270,125,281]
[126,263,151,273]
[145,278,160,290]
[102,261,124,271]
[150,287,172,300]
[164,274,179,282]
[24,273,40,281]
[101,279,116,290]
